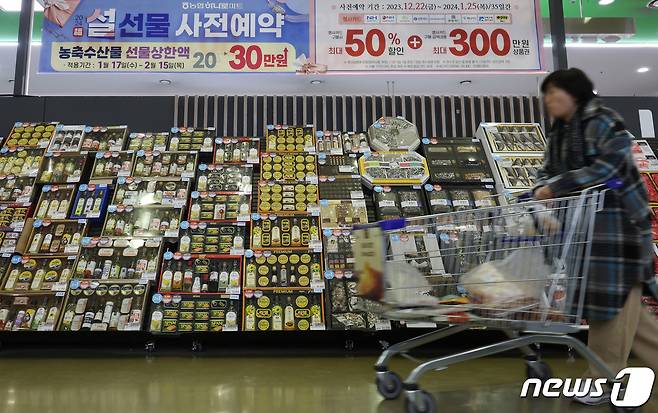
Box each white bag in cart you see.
[383,261,437,307]
[460,247,553,307]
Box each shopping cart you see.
[353,188,623,413]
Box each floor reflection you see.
[0,356,654,413]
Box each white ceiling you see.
[0,43,657,96]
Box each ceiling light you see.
[459,80,472,86]
[637,67,650,73]
[647,0,658,9]
[598,0,615,5]
[159,79,172,85]
[310,79,323,85]
[593,89,599,95]
[0,0,44,12]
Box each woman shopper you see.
[534,68,658,406]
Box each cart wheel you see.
[404,390,437,413]
[525,360,552,381]
[376,371,403,400]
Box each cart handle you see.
[520,180,616,202]
[353,217,406,231]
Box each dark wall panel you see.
[43,96,173,132]
[601,97,658,139]
[0,96,46,137]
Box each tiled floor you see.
[0,356,654,413]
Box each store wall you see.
[1,95,656,139]
[174,95,546,138]
[0,96,174,136]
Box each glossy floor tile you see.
[0,356,655,413]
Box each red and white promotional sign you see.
[314,0,543,71]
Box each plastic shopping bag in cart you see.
[460,247,553,311]
[354,225,437,306]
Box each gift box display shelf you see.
[0,292,65,331]
[81,125,128,152]
[3,122,59,149]
[0,146,45,178]
[37,152,87,184]
[47,125,86,153]
[265,125,316,154]
[169,127,215,152]
[69,184,111,222]
[213,137,260,164]
[75,237,164,282]
[358,152,430,188]
[368,117,420,152]
[58,280,149,332]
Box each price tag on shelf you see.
[173,199,187,209]
[10,222,24,231]
[64,245,80,254]
[307,206,321,216]
[309,240,323,252]
[338,165,354,173]
[13,297,28,305]
[55,291,66,297]
[247,155,259,164]
[52,282,68,292]
[139,278,148,285]
[91,324,107,331]
[230,247,245,256]
[117,170,130,177]
[181,172,195,179]
[330,148,343,156]
[143,272,157,281]
[430,198,450,206]
[311,280,325,292]
[350,191,364,199]
[164,229,179,238]
[306,176,319,185]
[229,295,240,300]
[227,286,241,295]
[310,323,326,331]
[237,214,250,222]
[66,176,81,183]
[87,212,101,219]
[375,320,392,331]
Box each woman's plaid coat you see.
[535,99,657,321]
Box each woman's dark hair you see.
[541,68,596,105]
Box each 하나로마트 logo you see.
[520,367,655,407]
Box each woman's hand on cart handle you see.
[534,186,554,200]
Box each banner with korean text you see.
[314,0,544,71]
[39,0,311,73]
